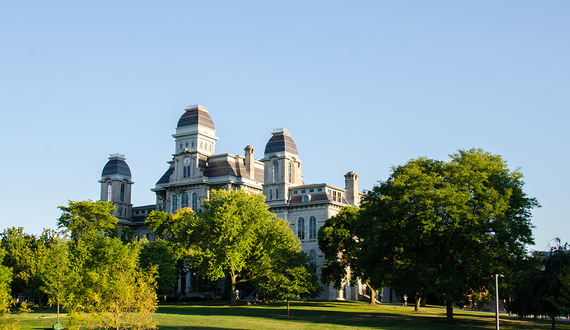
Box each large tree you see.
[359,149,538,322]
[140,239,178,301]
[179,189,304,306]
[318,206,377,305]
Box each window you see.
[303,195,309,202]
[301,189,306,193]
[298,217,305,240]
[162,198,166,211]
[192,193,198,210]
[269,189,273,200]
[309,216,316,239]
[120,183,125,202]
[276,188,279,200]
[310,188,314,193]
[107,182,112,201]
[288,162,292,183]
[272,161,279,182]
[309,250,317,265]
[318,188,323,192]
[181,193,188,208]
[172,195,178,212]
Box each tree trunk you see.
[230,271,237,306]
[446,300,454,323]
[414,295,421,312]
[368,285,376,306]
[287,297,290,319]
[56,301,60,323]
[551,317,556,330]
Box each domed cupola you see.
[177,105,215,130]
[101,154,132,179]
[99,153,133,221]
[173,105,218,156]
[264,128,298,156]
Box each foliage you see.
[510,239,570,329]
[179,189,305,306]
[140,239,178,301]
[318,206,377,305]
[358,149,538,321]
[66,237,158,330]
[57,200,118,239]
[0,248,14,329]
[0,227,35,301]
[255,250,322,318]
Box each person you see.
[235,289,240,300]
[403,295,408,307]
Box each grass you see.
[12,300,570,330]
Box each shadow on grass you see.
[155,301,567,330]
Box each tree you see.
[57,200,118,239]
[358,149,538,322]
[0,248,14,329]
[0,227,34,301]
[66,237,158,330]
[140,239,178,301]
[179,189,304,306]
[40,232,75,325]
[255,250,321,318]
[511,239,570,330]
[318,206,377,305]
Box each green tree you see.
[140,239,178,301]
[0,248,14,329]
[255,250,322,318]
[57,200,118,239]
[359,149,538,322]
[318,206,377,305]
[179,189,304,306]
[0,227,34,301]
[40,232,75,325]
[67,237,158,330]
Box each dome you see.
[101,154,132,178]
[264,128,298,155]
[177,104,215,129]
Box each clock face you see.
[184,157,191,166]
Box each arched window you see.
[120,183,125,202]
[181,193,188,208]
[276,188,279,200]
[192,193,198,210]
[303,195,310,202]
[172,195,178,213]
[288,162,292,183]
[298,217,305,240]
[162,198,166,211]
[107,182,112,201]
[272,160,279,182]
[269,189,273,200]
[309,216,317,239]
[309,250,317,265]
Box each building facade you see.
[99,104,366,301]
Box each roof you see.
[101,155,132,178]
[264,128,298,155]
[177,105,215,129]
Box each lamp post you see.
[494,274,505,330]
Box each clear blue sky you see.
[1,1,568,250]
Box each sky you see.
[1,1,568,251]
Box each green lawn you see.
[12,300,570,330]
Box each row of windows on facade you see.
[271,160,297,183]
[179,140,212,152]
[167,192,199,212]
[107,182,127,203]
[297,216,317,240]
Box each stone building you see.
[99,104,365,301]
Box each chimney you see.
[244,145,255,179]
[344,171,360,206]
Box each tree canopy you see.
[358,148,538,321]
[178,189,307,305]
[57,200,118,239]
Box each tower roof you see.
[264,128,298,155]
[101,153,132,178]
[177,104,215,129]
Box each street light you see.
[493,274,505,330]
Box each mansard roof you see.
[264,128,298,155]
[101,154,132,179]
[177,105,215,129]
